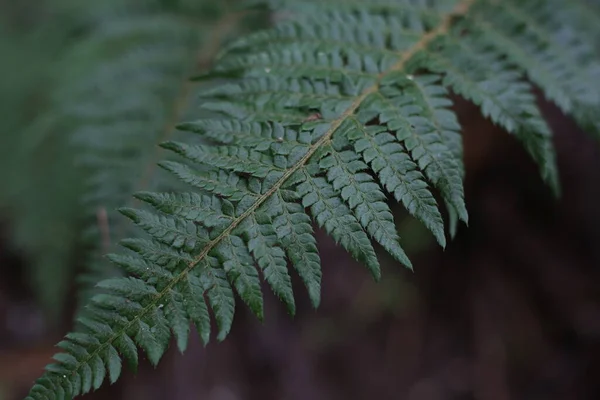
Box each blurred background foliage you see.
[1,1,600,400]
[0,0,256,323]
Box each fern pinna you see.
[28,0,600,398]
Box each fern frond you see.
[41,1,249,314]
[28,0,600,398]
[468,0,600,135]
[418,24,560,191]
[65,11,207,308]
[346,121,446,246]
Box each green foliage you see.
[24,0,600,398]
[0,1,88,322]
[60,2,209,312]
[0,0,248,320]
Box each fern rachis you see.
[26,0,600,399]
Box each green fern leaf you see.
[346,120,446,247]
[217,236,265,320]
[200,257,236,341]
[298,166,382,278]
[469,0,600,115]
[269,190,322,307]
[134,191,233,229]
[420,29,560,192]
[158,161,256,201]
[368,76,468,222]
[30,0,250,320]
[319,127,412,268]
[27,0,600,398]
[177,271,212,345]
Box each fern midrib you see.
[61,0,475,385]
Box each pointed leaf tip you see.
[133,191,155,204]
[176,121,206,133]
[308,288,321,309]
[159,141,183,153]
[436,231,447,249]
[118,207,139,222]
[157,160,171,169]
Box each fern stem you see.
[64,0,476,384]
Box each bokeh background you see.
[1,1,600,399]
